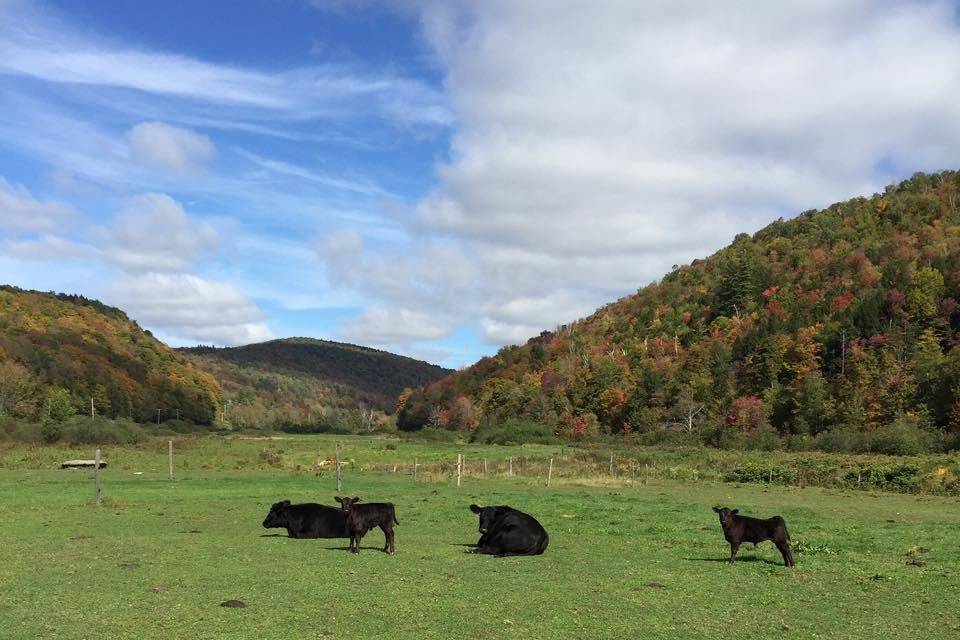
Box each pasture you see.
[0,435,958,639]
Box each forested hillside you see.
[0,286,220,424]
[180,339,449,429]
[399,171,960,452]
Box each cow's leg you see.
[351,533,360,554]
[775,539,794,567]
[382,524,395,554]
[728,542,740,563]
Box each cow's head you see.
[712,506,738,526]
[334,496,361,512]
[262,500,292,528]
[469,504,504,534]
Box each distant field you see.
[1,435,958,639]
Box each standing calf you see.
[335,496,398,554]
[712,506,794,566]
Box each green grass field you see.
[1,435,958,639]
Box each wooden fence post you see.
[483,459,488,475]
[168,440,174,481]
[335,442,342,492]
[94,448,102,505]
[547,458,553,487]
[609,454,614,476]
[456,454,462,487]
[508,457,513,476]
[413,457,417,481]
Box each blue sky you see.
[2,1,960,368]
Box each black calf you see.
[262,500,349,539]
[335,496,399,554]
[712,506,795,566]
[469,504,548,557]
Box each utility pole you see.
[841,329,846,378]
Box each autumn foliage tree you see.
[398,171,960,452]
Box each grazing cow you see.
[469,504,549,557]
[712,506,795,566]
[261,500,349,539]
[334,496,398,554]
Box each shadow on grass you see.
[683,556,783,566]
[320,545,394,553]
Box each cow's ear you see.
[280,500,291,506]
[334,496,343,503]
[469,504,481,513]
[712,506,721,513]
[352,497,360,503]
[731,509,739,515]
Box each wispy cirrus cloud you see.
[0,2,452,128]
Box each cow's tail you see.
[392,505,399,526]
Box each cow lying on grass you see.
[712,506,795,566]
[469,504,549,557]
[335,496,398,554]
[262,500,349,539]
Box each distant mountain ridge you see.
[180,338,450,416]
[0,286,449,430]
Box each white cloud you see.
[324,0,960,349]
[128,122,215,175]
[341,307,452,345]
[0,178,76,233]
[106,193,219,272]
[109,273,273,346]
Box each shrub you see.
[58,416,145,445]
[742,425,785,451]
[471,418,559,445]
[867,417,937,456]
[405,426,462,443]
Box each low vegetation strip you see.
[2,434,958,496]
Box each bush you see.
[812,425,869,453]
[404,426,462,443]
[470,418,559,445]
[40,420,63,444]
[629,427,703,448]
[58,416,145,445]
[742,426,785,451]
[867,418,937,456]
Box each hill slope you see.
[400,171,960,449]
[180,339,450,424]
[0,286,220,424]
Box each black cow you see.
[262,500,349,539]
[712,506,795,566]
[469,504,548,557]
[334,496,398,554]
